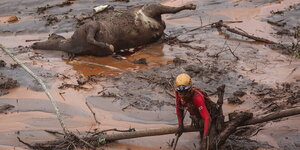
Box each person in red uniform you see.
[174,73,211,139]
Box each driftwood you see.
[212,20,277,44]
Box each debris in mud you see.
[58,83,88,90]
[37,1,73,14]
[228,97,244,104]
[0,73,20,96]
[10,63,21,69]
[254,83,300,107]
[270,10,284,15]
[7,16,18,23]
[267,3,300,57]
[263,102,285,113]
[0,104,14,114]
[133,58,148,65]
[13,46,32,54]
[172,57,187,66]
[261,97,277,104]
[267,19,286,27]
[0,60,6,67]
[221,135,273,150]
[99,91,118,98]
[43,15,60,26]
[77,75,97,85]
[233,90,246,97]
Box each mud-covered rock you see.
[133,58,148,65]
[233,90,246,97]
[228,97,244,104]
[172,57,186,66]
[0,74,19,90]
[0,104,14,113]
[0,60,6,67]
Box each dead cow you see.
[32,3,196,56]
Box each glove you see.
[175,125,184,137]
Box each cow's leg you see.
[86,22,114,54]
[142,3,196,17]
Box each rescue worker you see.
[174,73,211,140]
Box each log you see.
[92,107,300,143]
[30,107,300,149]
[98,125,197,142]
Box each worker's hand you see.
[175,125,184,137]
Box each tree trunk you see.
[31,106,300,149]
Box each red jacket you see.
[175,87,211,136]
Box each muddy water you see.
[0,0,300,150]
[68,42,173,76]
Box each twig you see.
[0,44,69,135]
[17,137,34,149]
[251,128,264,136]
[71,133,95,150]
[44,130,64,135]
[85,101,101,125]
[59,92,67,101]
[188,20,243,32]
[121,104,133,111]
[212,20,277,44]
[226,42,240,60]
[91,128,136,136]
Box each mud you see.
[265,3,300,57]
[0,0,300,150]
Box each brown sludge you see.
[0,0,300,150]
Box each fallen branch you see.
[85,101,101,125]
[17,137,34,149]
[44,130,64,136]
[97,125,197,142]
[0,44,69,135]
[212,20,277,44]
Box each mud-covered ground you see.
[0,0,300,150]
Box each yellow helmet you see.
[175,73,192,92]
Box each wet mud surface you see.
[0,0,300,150]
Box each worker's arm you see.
[175,92,184,127]
[175,92,184,137]
[194,93,211,137]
